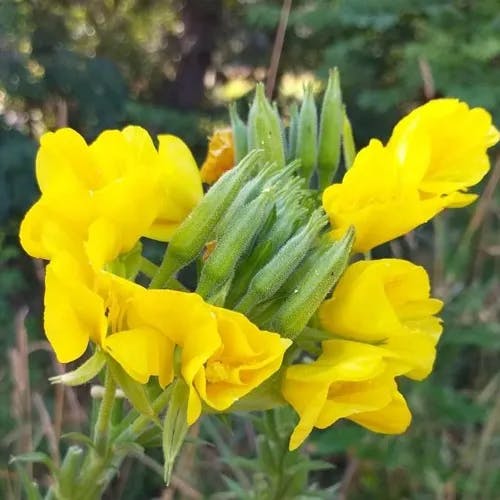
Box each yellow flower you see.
[200,128,235,184]
[323,99,499,252]
[319,259,443,380]
[20,126,202,268]
[389,99,499,199]
[322,139,450,253]
[44,252,174,386]
[282,339,411,450]
[131,295,292,424]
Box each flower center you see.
[105,292,126,334]
[205,361,230,383]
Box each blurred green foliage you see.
[1,0,499,498]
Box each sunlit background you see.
[1,1,499,498]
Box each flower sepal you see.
[162,379,190,484]
[108,357,157,420]
[49,349,106,386]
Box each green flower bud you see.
[297,84,318,185]
[342,108,356,170]
[248,83,286,169]
[229,103,248,162]
[226,177,306,307]
[318,68,343,189]
[272,227,355,338]
[287,103,299,161]
[150,150,262,288]
[216,159,299,239]
[197,189,275,299]
[215,161,276,238]
[236,208,327,315]
[263,179,309,249]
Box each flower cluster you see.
[20,77,498,464]
[21,126,291,426]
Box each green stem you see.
[149,254,182,289]
[114,387,173,442]
[93,368,116,455]
[140,256,158,278]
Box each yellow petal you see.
[126,288,220,422]
[285,339,386,385]
[44,254,105,362]
[350,390,411,434]
[198,306,291,412]
[319,259,442,380]
[104,328,174,385]
[287,382,330,450]
[200,128,235,184]
[145,135,203,242]
[36,129,99,193]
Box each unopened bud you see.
[318,68,343,189]
[216,161,276,238]
[197,190,274,299]
[248,83,286,169]
[236,208,327,314]
[272,227,355,338]
[150,150,262,288]
[342,108,356,170]
[297,85,318,184]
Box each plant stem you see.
[93,368,116,455]
[115,387,172,442]
[149,254,181,289]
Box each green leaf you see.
[61,432,96,450]
[11,463,43,500]
[9,452,57,475]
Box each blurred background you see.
[1,0,499,498]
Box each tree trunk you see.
[164,0,222,110]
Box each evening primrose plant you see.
[14,69,498,499]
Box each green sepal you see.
[49,349,106,386]
[162,380,190,484]
[287,102,299,160]
[229,102,248,162]
[107,358,156,420]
